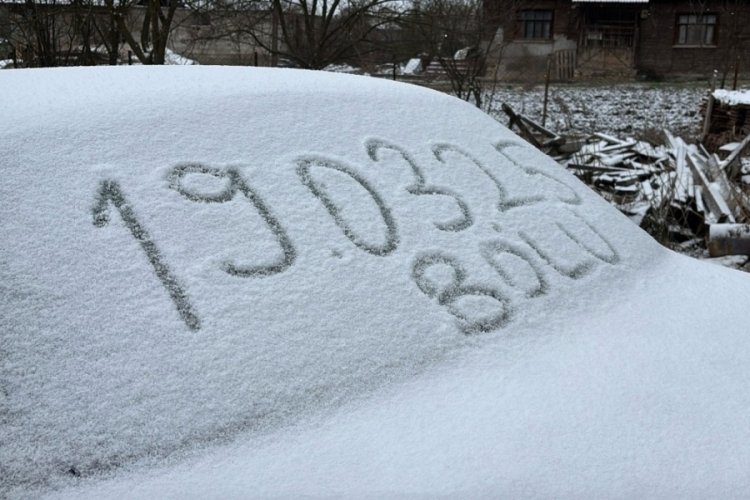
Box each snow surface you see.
[714,88,750,106]
[487,84,705,138]
[2,66,750,498]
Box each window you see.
[518,10,553,40]
[676,14,717,46]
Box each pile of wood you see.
[701,90,750,152]
[501,103,566,152]
[502,103,750,257]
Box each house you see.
[484,0,750,81]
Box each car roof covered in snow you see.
[2,66,750,498]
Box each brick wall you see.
[485,0,750,81]
[485,0,576,41]
[637,0,750,78]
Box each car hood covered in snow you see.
[2,66,750,498]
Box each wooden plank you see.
[593,132,628,145]
[684,151,727,225]
[669,135,691,204]
[566,163,633,173]
[602,139,638,151]
[706,154,743,216]
[632,141,664,160]
[721,132,750,178]
[706,183,735,223]
[613,184,639,195]
[701,95,716,141]
[578,140,613,155]
[501,103,542,148]
[663,129,680,150]
[694,186,713,223]
[708,224,750,256]
[598,152,637,166]
[639,179,655,202]
[701,71,716,142]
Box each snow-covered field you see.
[485,83,707,139]
[323,63,710,139]
[2,67,750,498]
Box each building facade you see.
[484,0,750,80]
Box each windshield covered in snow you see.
[1,66,664,495]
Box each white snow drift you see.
[1,66,749,498]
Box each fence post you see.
[701,69,718,143]
[542,55,552,127]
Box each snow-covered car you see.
[2,66,750,498]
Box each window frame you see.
[675,13,718,47]
[517,9,554,41]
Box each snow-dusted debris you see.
[703,89,750,150]
[2,67,750,498]
[403,58,423,75]
[502,103,750,259]
[323,63,359,73]
[165,49,197,65]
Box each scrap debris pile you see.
[701,89,750,151]
[502,101,750,260]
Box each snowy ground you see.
[3,66,750,498]
[484,83,708,140]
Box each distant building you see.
[0,0,276,67]
[484,0,750,80]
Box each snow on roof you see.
[713,88,750,106]
[3,66,750,498]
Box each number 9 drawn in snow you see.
[168,163,296,278]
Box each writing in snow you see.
[93,138,620,333]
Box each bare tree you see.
[398,0,485,107]
[187,0,399,69]
[176,0,278,66]
[1,0,115,67]
[104,0,179,64]
[272,0,403,68]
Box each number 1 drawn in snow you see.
[93,180,200,331]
